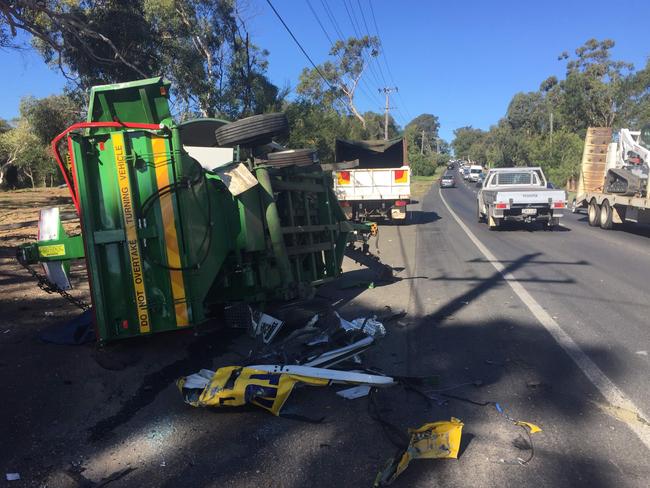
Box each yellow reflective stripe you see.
[112,132,150,333]
[151,136,189,327]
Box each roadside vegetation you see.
[0,0,447,191]
[451,39,650,187]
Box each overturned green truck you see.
[17,77,374,343]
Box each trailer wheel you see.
[588,200,600,227]
[600,200,613,230]
[265,148,318,167]
[214,113,289,147]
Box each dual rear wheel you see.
[588,200,614,229]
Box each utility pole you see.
[421,129,425,155]
[379,87,398,140]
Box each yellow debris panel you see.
[178,366,330,416]
[375,418,463,486]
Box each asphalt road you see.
[443,176,650,413]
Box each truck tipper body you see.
[332,138,410,222]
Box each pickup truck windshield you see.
[470,168,482,174]
[496,172,534,185]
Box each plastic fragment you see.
[177,366,329,416]
[336,385,371,399]
[337,312,386,338]
[6,473,20,481]
[374,418,463,486]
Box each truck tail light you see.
[338,171,351,185]
[553,201,565,208]
[395,200,408,207]
[495,203,508,209]
[394,170,408,183]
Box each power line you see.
[264,0,335,92]
[355,0,388,86]
[367,0,413,124]
[341,0,383,90]
[314,0,384,109]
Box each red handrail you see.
[51,121,162,213]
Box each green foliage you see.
[403,123,447,176]
[406,114,440,153]
[297,36,380,127]
[19,95,80,145]
[0,120,50,188]
[284,100,398,162]
[526,131,584,185]
[451,127,485,159]
[1,0,279,119]
[0,94,78,188]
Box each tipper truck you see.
[332,138,410,222]
[573,126,650,229]
[16,77,375,343]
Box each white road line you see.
[437,186,650,449]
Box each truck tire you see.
[588,200,600,227]
[214,113,289,147]
[600,200,613,230]
[571,198,578,213]
[477,203,484,223]
[266,148,318,167]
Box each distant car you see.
[462,168,470,180]
[440,173,455,188]
[468,165,483,182]
[475,174,485,187]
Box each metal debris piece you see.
[338,313,386,339]
[374,418,464,486]
[178,365,394,415]
[178,366,330,416]
[336,384,371,399]
[250,310,284,344]
[246,365,395,386]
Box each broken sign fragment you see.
[178,366,329,416]
[374,418,464,486]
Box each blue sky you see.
[1,0,649,142]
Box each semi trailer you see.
[573,126,650,229]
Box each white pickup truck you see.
[477,167,567,229]
[332,138,410,222]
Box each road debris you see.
[178,310,396,415]
[374,418,464,486]
[245,309,389,368]
[6,473,20,481]
[178,365,393,415]
[249,310,284,344]
[336,384,372,399]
